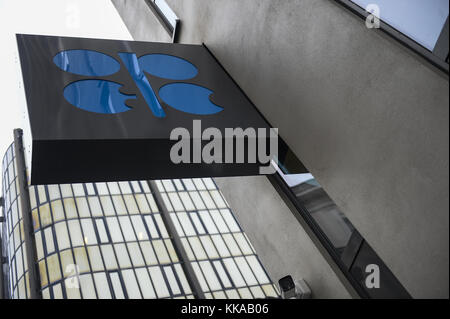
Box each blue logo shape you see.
[159,83,223,115]
[118,52,165,118]
[54,49,223,117]
[137,54,198,80]
[64,80,134,114]
[53,50,120,76]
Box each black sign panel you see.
[17,34,272,184]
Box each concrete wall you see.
[112,0,449,298]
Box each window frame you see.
[334,0,449,74]
[145,0,180,43]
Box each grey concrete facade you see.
[112,0,449,298]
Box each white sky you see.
[0,0,132,188]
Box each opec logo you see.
[53,49,223,117]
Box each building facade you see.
[0,0,447,300]
[1,141,279,299]
[111,0,449,299]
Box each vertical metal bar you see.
[13,129,42,299]
[147,180,205,299]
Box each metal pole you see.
[147,180,205,299]
[13,129,42,299]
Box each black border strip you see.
[0,226,4,299]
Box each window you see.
[146,0,180,42]
[337,0,449,72]
[273,143,411,298]
[3,140,278,299]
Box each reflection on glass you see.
[277,168,355,254]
